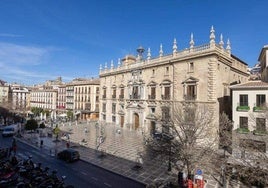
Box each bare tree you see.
[145,102,218,178]
[214,112,268,187]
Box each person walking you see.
[12,138,17,155]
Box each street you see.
[0,135,146,188]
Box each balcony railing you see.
[236,127,250,134]
[236,104,250,111]
[148,95,156,100]
[161,95,170,100]
[130,94,140,100]
[253,104,267,112]
[184,95,196,101]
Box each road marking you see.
[104,182,112,187]
[91,177,98,181]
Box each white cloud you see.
[0,42,59,84]
[0,42,49,66]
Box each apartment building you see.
[30,87,58,113]
[66,78,100,121]
[99,27,249,138]
[230,45,268,158]
[10,83,30,114]
[57,85,66,114]
[0,80,9,104]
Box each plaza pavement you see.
[17,121,224,187]
[18,121,177,186]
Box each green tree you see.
[31,107,43,117]
[53,125,60,141]
[25,119,38,132]
[67,110,73,121]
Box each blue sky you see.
[0,0,267,85]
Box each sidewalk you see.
[17,123,177,186]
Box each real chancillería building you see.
[99,27,249,140]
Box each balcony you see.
[130,94,140,100]
[253,106,267,112]
[148,95,156,100]
[253,129,267,136]
[161,95,170,100]
[236,105,250,112]
[183,95,196,101]
[236,127,250,134]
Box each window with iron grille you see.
[239,95,248,106]
[256,94,266,107]
[239,116,248,129]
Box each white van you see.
[2,124,20,137]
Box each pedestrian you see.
[66,142,70,148]
[40,140,44,148]
[12,138,17,155]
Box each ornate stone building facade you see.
[99,27,249,136]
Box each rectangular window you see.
[112,89,116,98]
[120,88,124,99]
[102,103,106,112]
[239,95,248,106]
[189,62,194,72]
[151,87,156,99]
[256,95,266,107]
[162,107,170,121]
[239,117,248,129]
[103,114,106,120]
[162,87,170,100]
[112,103,116,114]
[112,116,116,123]
[186,85,196,100]
[256,118,266,131]
[133,86,139,99]
[166,67,169,74]
[103,89,106,99]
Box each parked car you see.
[57,148,80,162]
[2,124,20,137]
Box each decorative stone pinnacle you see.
[226,39,231,53]
[210,25,215,45]
[173,38,177,54]
[105,62,107,69]
[190,33,194,49]
[117,58,121,67]
[219,34,224,49]
[159,44,163,57]
[147,47,151,60]
[111,60,114,69]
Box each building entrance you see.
[134,113,139,130]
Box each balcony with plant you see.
[253,129,267,136]
[236,103,250,111]
[253,104,267,112]
[236,127,250,134]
